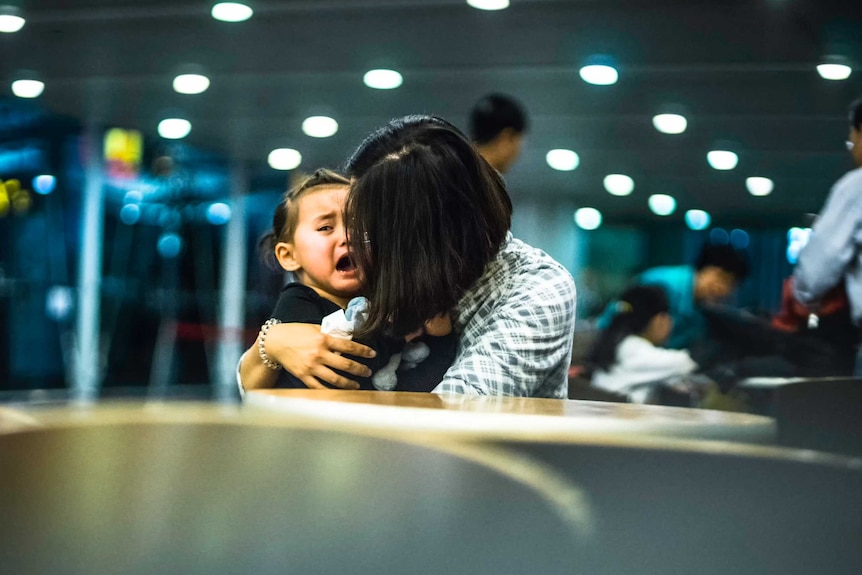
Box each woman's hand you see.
[261,323,376,390]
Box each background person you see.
[589,285,699,404]
[793,96,862,373]
[469,93,529,174]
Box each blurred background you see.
[1,0,861,396]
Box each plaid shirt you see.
[433,234,576,398]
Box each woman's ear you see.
[274,241,301,272]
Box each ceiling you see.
[2,0,862,226]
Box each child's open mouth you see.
[336,255,356,273]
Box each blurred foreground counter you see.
[245,389,777,445]
[0,400,860,574]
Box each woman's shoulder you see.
[498,236,574,287]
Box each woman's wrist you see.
[258,318,283,370]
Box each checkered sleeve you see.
[434,264,576,398]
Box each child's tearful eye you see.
[336,255,355,271]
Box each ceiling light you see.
[816,63,852,81]
[268,148,302,170]
[746,176,774,197]
[685,209,711,231]
[158,118,192,139]
[574,207,602,230]
[652,113,687,134]
[302,116,338,138]
[707,150,738,170]
[466,0,510,10]
[579,64,618,86]
[603,174,634,196]
[11,79,44,98]
[648,194,676,216]
[0,5,25,33]
[211,2,253,22]
[173,73,210,94]
[363,69,403,90]
[546,149,580,171]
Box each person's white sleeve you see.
[619,341,698,377]
[794,171,862,304]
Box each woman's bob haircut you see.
[344,115,513,337]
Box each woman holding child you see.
[239,115,576,397]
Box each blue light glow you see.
[730,229,750,249]
[32,174,56,195]
[206,202,232,225]
[157,233,183,258]
[120,204,141,225]
[709,228,729,245]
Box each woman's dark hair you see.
[344,114,513,338]
[259,168,350,269]
[587,285,670,371]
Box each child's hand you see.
[424,313,452,336]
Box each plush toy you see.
[320,297,430,391]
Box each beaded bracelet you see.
[258,318,282,370]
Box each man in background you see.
[469,93,528,173]
[792,96,862,372]
[794,96,862,320]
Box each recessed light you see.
[685,209,711,231]
[158,118,192,139]
[648,194,676,216]
[466,0,510,10]
[546,149,580,171]
[746,176,774,197]
[603,174,634,196]
[173,74,210,94]
[268,148,302,170]
[574,207,602,230]
[0,6,25,33]
[816,63,852,81]
[302,116,338,138]
[579,64,618,86]
[363,69,403,90]
[211,2,253,22]
[11,79,44,98]
[652,113,687,134]
[707,150,738,170]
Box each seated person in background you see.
[239,169,455,394]
[600,242,750,355]
[588,285,699,404]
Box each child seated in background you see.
[243,168,455,393]
[587,285,699,404]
